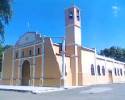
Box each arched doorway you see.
[21,60,30,86]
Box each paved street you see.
[0,83,125,100]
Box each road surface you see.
[0,83,125,100]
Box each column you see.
[18,48,21,85]
[11,46,15,85]
[41,37,45,86]
[62,38,66,87]
[32,45,36,86]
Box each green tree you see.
[0,44,12,70]
[0,44,3,60]
[99,46,125,62]
[3,44,12,50]
[0,0,12,42]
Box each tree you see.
[0,44,3,60]
[0,0,12,42]
[0,44,12,69]
[99,46,125,62]
[3,44,12,50]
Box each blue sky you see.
[5,0,125,51]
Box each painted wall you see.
[81,48,125,86]
[81,48,97,85]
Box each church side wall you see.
[112,62,125,83]
[81,49,97,85]
[81,49,125,86]
[96,59,113,84]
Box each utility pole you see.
[62,37,66,88]
[40,36,66,88]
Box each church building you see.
[0,5,125,87]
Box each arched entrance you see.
[21,60,30,86]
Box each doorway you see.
[108,70,113,83]
[21,60,30,86]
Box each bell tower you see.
[65,6,82,46]
[65,6,82,86]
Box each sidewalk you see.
[0,85,64,94]
[0,85,87,94]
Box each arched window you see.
[102,66,105,76]
[16,52,18,59]
[21,51,24,58]
[91,64,95,75]
[97,65,101,75]
[77,9,80,21]
[114,68,117,76]
[117,69,120,76]
[69,12,73,19]
[29,50,32,56]
[120,69,123,76]
[65,64,67,76]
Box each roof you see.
[15,32,42,47]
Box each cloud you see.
[112,5,120,17]
[112,6,119,10]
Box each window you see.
[16,52,18,59]
[120,69,123,76]
[65,64,67,76]
[77,9,80,21]
[22,51,24,58]
[117,69,120,76]
[114,68,117,76]
[97,65,101,75]
[29,50,32,56]
[59,43,62,53]
[102,66,105,76]
[91,64,95,75]
[69,12,73,19]
[38,48,40,55]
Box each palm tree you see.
[0,0,12,42]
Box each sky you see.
[4,0,125,51]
